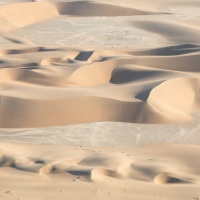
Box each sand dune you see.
[0,1,59,31]
[0,0,163,32]
[0,142,200,200]
[131,21,200,44]
[0,44,200,127]
[135,53,200,72]
[0,1,200,199]
[131,44,200,56]
[53,1,162,16]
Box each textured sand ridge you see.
[0,0,200,200]
[0,1,162,32]
[0,1,199,127]
[0,142,199,200]
[0,45,200,127]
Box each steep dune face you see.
[147,78,200,121]
[131,21,200,44]
[134,53,200,72]
[53,1,161,16]
[0,45,200,127]
[0,1,59,32]
[0,0,162,32]
[148,78,200,113]
[0,1,200,200]
[0,0,200,128]
[0,96,144,127]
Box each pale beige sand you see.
[0,0,200,199]
[0,142,200,200]
[0,2,199,127]
[0,44,200,127]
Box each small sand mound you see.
[91,168,119,180]
[12,158,43,173]
[39,164,53,175]
[0,155,14,167]
[154,173,183,184]
[0,142,200,199]
[154,172,170,184]
[39,161,73,175]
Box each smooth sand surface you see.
[0,0,200,199]
[0,142,200,200]
[0,44,200,127]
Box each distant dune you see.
[0,1,200,199]
[0,1,199,128]
[0,44,200,127]
[0,1,162,32]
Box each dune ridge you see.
[0,1,59,32]
[130,21,200,44]
[54,1,162,16]
[0,43,200,127]
[0,1,200,200]
[0,0,163,32]
[0,142,200,200]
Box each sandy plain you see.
[0,0,200,199]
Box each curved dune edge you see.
[0,1,163,32]
[154,172,187,185]
[53,1,162,16]
[0,45,200,127]
[0,88,197,128]
[0,96,165,128]
[0,1,59,32]
[129,21,200,44]
[0,1,200,199]
[0,142,199,183]
[0,142,199,200]
[146,78,200,123]
[148,78,200,113]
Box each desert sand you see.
[0,0,200,199]
[1,142,200,200]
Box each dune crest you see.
[0,43,200,127]
[0,1,200,200]
[0,142,199,199]
[0,0,163,32]
[0,47,199,127]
